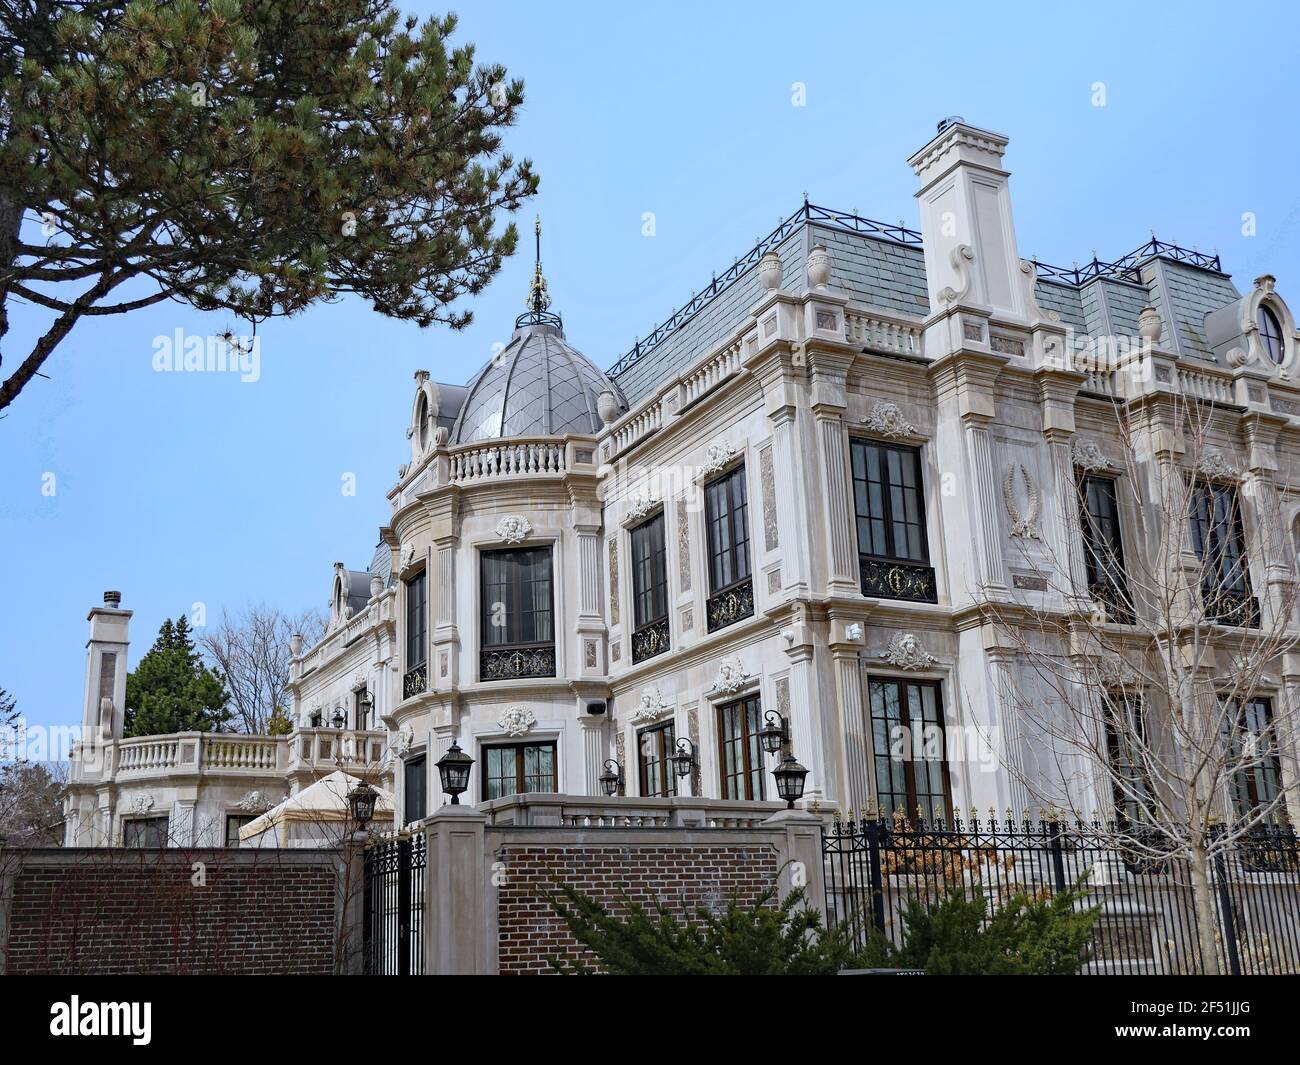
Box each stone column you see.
[769,406,810,596]
[1241,413,1292,630]
[578,714,607,796]
[1045,429,1087,596]
[964,413,1009,593]
[424,806,490,975]
[831,642,870,813]
[816,410,859,597]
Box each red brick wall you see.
[496,842,779,974]
[3,849,341,975]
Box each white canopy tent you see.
[239,770,395,847]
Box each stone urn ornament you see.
[806,244,832,289]
[758,251,783,291]
[1138,306,1162,344]
[597,390,621,425]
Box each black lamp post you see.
[757,710,789,756]
[599,759,624,797]
[771,753,809,809]
[331,708,346,730]
[670,738,696,780]
[348,779,378,828]
[436,740,474,804]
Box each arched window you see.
[1258,305,1286,364]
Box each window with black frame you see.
[704,466,754,632]
[638,720,677,798]
[403,569,428,698]
[1102,692,1152,827]
[480,547,556,680]
[354,686,369,730]
[404,754,427,823]
[225,814,257,848]
[630,512,670,663]
[717,695,765,800]
[850,439,936,603]
[868,677,950,823]
[123,816,169,848]
[1188,481,1258,627]
[1259,305,1286,365]
[482,741,557,800]
[1078,474,1134,622]
[1223,697,1284,821]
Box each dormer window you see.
[1259,305,1285,364]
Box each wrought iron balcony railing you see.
[403,662,427,699]
[706,579,754,633]
[859,557,938,604]
[481,643,557,681]
[1202,588,1261,629]
[631,617,670,664]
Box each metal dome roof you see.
[448,318,626,444]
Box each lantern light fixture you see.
[670,738,696,779]
[599,759,624,797]
[758,710,789,756]
[436,740,474,804]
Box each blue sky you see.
[3,0,1298,737]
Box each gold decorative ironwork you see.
[706,578,754,632]
[859,558,937,603]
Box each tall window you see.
[850,439,936,603]
[354,686,370,730]
[704,466,753,631]
[404,754,426,824]
[1223,697,1283,821]
[1079,475,1133,622]
[1259,305,1286,365]
[482,742,557,800]
[405,570,427,668]
[123,816,169,848]
[1102,693,1152,827]
[718,695,765,801]
[1188,482,1256,626]
[631,513,670,662]
[480,547,556,680]
[868,677,950,822]
[638,720,677,798]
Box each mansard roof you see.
[609,201,1243,405]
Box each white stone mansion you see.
[64,119,1300,846]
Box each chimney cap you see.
[103,590,122,608]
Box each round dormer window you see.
[1259,305,1286,364]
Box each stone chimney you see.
[82,590,131,741]
[908,119,1027,326]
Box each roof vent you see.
[936,115,965,133]
[103,590,122,608]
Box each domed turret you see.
[449,218,627,444]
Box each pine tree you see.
[0,0,538,410]
[124,615,232,736]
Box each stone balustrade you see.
[447,438,566,485]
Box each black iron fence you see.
[823,815,1300,975]
[363,831,426,975]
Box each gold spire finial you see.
[526,214,551,315]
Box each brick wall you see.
[1,848,344,975]
[495,841,779,974]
